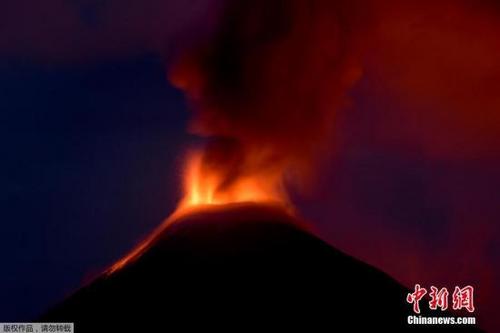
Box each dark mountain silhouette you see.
[42,203,483,332]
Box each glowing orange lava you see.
[178,151,288,209]
[108,150,291,274]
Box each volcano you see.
[41,203,482,332]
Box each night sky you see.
[0,55,190,320]
[0,1,499,331]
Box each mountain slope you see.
[42,203,483,332]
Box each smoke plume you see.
[170,0,366,199]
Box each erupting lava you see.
[108,150,291,274]
[109,0,363,274]
[178,150,289,209]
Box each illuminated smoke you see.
[170,0,366,208]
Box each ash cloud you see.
[170,0,366,192]
[168,2,500,332]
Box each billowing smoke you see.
[170,0,366,200]
[167,2,500,331]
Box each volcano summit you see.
[42,203,482,332]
